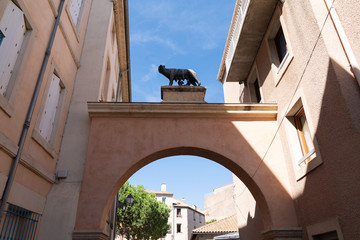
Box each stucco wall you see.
[223,0,360,239]
[37,0,122,239]
[0,0,89,221]
[204,183,236,222]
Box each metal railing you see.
[0,204,40,240]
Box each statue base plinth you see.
[161,86,206,103]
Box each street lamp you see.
[113,193,134,240]
[126,194,134,205]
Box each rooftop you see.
[192,214,238,234]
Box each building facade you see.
[204,183,236,223]
[0,0,130,239]
[219,0,360,239]
[149,184,205,240]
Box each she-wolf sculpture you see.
[158,65,201,86]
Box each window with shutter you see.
[39,74,63,142]
[0,0,26,96]
[69,0,83,26]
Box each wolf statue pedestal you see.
[161,86,207,103]
[158,65,206,103]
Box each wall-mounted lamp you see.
[56,170,68,180]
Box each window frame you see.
[285,97,323,180]
[265,6,294,86]
[176,224,181,233]
[307,217,344,240]
[0,0,37,117]
[176,208,181,217]
[32,62,67,158]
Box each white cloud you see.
[142,64,158,82]
[131,32,185,54]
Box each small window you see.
[199,215,202,223]
[162,197,166,203]
[193,212,196,221]
[250,78,262,103]
[313,231,338,240]
[0,204,41,239]
[176,224,181,233]
[69,0,83,27]
[294,108,316,165]
[0,0,27,96]
[176,208,181,217]
[266,8,294,86]
[274,27,287,63]
[0,30,4,46]
[38,73,65,143]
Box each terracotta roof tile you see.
[192,215,238,234]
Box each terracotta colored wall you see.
[0,0,90,217]
[75,111,298,233]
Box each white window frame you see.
[0,0,36,116]
[32,66,66,157]
[285,97,323,180]
[67,0,84,30]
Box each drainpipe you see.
[0,0,65,220]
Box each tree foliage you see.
[116,182,171,240]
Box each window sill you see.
[273,51,294,86]
[295,155,323,181]
[0,94,14,117]
[31,130,56,158]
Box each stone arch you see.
[108,147,272,228]
[73,103,298,238]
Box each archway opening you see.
[105,149,271,240]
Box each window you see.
[313,231,338,240]
[199,215,202,223]
[286,98,322,180]
[266,7,293,86]
[249,78,262,103]
[274,27,287,63]
[176,208,181,217]
[193,212,196,221]
[69,0,83,27]
[0,30,4,46]
[0,203,40,240]
[0,0,26,96]
[162,197,166,203]
[307,217,343,240]
[38,73,65,143]
[176,224,181,233]
[294,108,316,165]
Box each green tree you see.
[116,182,171,240]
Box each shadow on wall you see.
[294,58,360,239]
[237,204,264,240]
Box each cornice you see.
[88,102,277,120]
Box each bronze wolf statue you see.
[158,65,201,86]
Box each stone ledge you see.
[261,227,302,240]
[161,86,206,103]
[72,230,108,240]
[87,102,278,120]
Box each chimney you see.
[161,183,166,192]
[181,197,185,202]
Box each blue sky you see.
[129,0,236,103]
[128,156,234,210]
[127,1,236,209]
